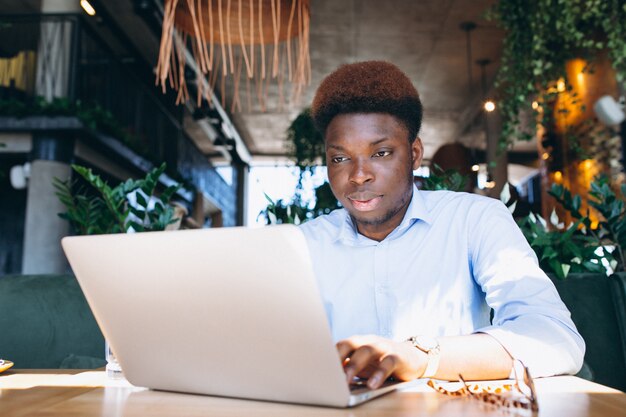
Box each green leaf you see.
[128,221,145,233]
[264,192,276,206]
[542,247,558,260]
[129,207,146,219]
[549,259,565,279]
[161,185,180,203]
[54,162,188,235]
[135,192,148,209]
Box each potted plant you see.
[489,3,626,387]
[54,162,180,234]
[512,175,626,391]
[259,181,343,225]
[258,108,338,225]
[285,108,325,183]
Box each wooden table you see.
[1,370,625,417]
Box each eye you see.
[331,156,349,164]
[373,150,391,158]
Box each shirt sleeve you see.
[470,199,585,377]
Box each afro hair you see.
[311,61,422,142]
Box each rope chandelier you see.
[157,0,311,112]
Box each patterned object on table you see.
[427,360,538,413]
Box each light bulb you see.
[484,100,496,112]
[80,0,96,16]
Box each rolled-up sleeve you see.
[471,200,585,377]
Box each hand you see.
[336,335,427,389]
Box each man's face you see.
[325,113,423,241]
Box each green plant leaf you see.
[55,162,182,235]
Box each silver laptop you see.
[62,225,417,407]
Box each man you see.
[299,61,584,390]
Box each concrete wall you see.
[21,159,71,274]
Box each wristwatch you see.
[406,335,441,378]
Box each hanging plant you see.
[488,0,626,149]
[257,108,337,224]
[285,107,324,181]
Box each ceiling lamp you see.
[80,0,96,16]
[156,0,311,111]
[484,100,496,112]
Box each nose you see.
[349,158,374,185]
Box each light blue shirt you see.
[300,185,585,377]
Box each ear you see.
[411,137,424,170]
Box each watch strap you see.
[422,347,441,378]
[406,336,441,378]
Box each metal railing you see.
[0,13,183,167]
[0,13,239,226]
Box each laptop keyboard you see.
[349,378,399,393]
[349,378,368,392]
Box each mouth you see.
[347,192,383,212]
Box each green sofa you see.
[0,274,105,369]
[551,273,626,392]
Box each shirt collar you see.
[333,184,432,244]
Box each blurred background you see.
[1,0,625,275]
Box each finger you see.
[367,354,399,389]
[344,344,380,382]
[336,340,356,363]
[336,335,369,362]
